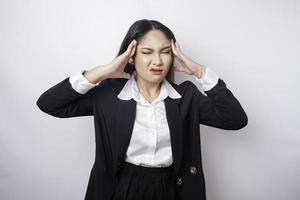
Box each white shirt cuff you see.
[194,67,219,91]
[69,70,99,94]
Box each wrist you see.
[84,65,111,83]
[194,64,206,79]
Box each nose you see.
[152,54,163,66]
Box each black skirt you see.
[111,161,182,200]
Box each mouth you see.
[150,68,163,74]
[150,68,163,72]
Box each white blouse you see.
[69,67,219,167]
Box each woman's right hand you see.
[105,39,137,79]
[83,40,137,84]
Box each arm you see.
[36,40,137,118]
[194,67,248,130]
[36,67,108,118]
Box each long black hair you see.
[116,19,177,83]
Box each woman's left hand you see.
[171,39,206,79]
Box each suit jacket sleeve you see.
[194,68,248,130]
[36,71,101,118]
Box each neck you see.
[135,75,162,98]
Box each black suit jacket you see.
[36,76,248,200]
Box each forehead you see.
[138,30,171,49]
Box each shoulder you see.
[93,78,128,95]
[169,80,199,96]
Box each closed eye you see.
[141,51,170,54]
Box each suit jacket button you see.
[177,177,183,185]
[190,166,197,174]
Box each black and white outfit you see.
[37,67,248,200]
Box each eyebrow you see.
[140,46,171,51]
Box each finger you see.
[172,41,184,60]
[175,56,187,68]
[175,41,180,51]
[171,39,178,54]
[171,39,180,57]
[171,39,176,53]
[171,39,175,48]
[129,40,137,57]
[175,41,183,56]
[124,40,136,56]
[130,41,137,57]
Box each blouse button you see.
[177,177,183,185]
[190,166,197,175]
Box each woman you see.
[37,19,248,200]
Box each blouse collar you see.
[117,70,181,104]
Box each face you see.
[131,30,173,84]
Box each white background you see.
[1,0,299,199]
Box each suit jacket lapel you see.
[113,98,136,175]
[165,96,183,177]
[109,79,136,176]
